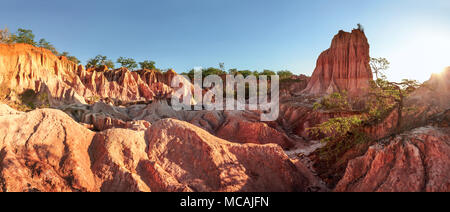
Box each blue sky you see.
[1,0,449,82]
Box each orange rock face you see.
[0,43,192,106]
[336,125,450,192]
[0,106,318,192]
[302,29,373,96]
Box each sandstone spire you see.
[302,29,373,96]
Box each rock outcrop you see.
[280,74,310,98]
[335,109,450,192]
[0,44,192,106]
[335,126,450,192]
[57,100,296,149]
[403,67,450,129]
[302,29,373,96]
[0,106,319,192]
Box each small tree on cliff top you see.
[367,77,420,130]
[139,60,156,70]
[10,28,36,46]
[117,57,138,70]
[86,55,115,69]
[59,52,80,64]
[356,23,365,32]
[370,57,390,80]
[37,38,58,55]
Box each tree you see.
[0,27,12,44]
[308,115,364,143]
[219,62,225,72]
[260,69,276,76]
[228,68,238,75]
[139,60,156,70]
[86,55,114,69]
[370,57,390,79]
[277,70,293,80]
[203,67,226,77]
[59,52,80,64]
[357,23,364,32]
[367,77,420,130]
[11,28,36,45]
[313,91,351,111]
[38,38,58,55]
[117,57,137,70]
[235,70,252,78]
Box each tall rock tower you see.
[302,29,373,96]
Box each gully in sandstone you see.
[0,1,449,195]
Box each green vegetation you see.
[139,60,157,70]
[86,55,115,69]
[86,95,101,104]
[37,38,58,55]
[308,115,364,143]
[260,69,276,76]
[277,70,293,80]
[182,67,227,80]
[370,57,390,79]
[308,114,368,163]
[309,58,421,164]
[236,70,253,78]
[59,52,80,64]
[12,89,51,111]
[117,57,138,70]
[11,28,36,45]
[366,76,420,129]
[313,91,351,111]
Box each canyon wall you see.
[0,43,192,106]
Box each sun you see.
[387,28,450,82]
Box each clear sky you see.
[1,0,449,82]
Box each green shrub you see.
[308,115,364,144]
[313,91,351,111]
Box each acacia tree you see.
[38,38,58,55]
[86,55,115,69]
[59,52,80,64]
[370,57,390,79]
[261,69,276,76]
[139,60,156,70]
[228,68,238,75]
[277,70,293,80]
[367,77,420,130]
[117,57,137,70]
[11,28,36,45]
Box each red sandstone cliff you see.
[302,29,373,96]
[0,43,192,106]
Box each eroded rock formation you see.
[0,106,321,192]
[0,44,192,106]
[57,100,297,149]
[335,126,450,192]
[403,67,450,129]
[302,29,373,96]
